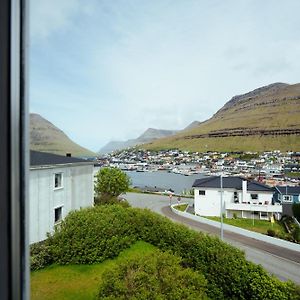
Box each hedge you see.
[31,205,300,299]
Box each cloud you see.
[29,0,300,151]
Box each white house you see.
[29,151,94,244]
[192,176,282,220]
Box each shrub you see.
[233,212,237,219]
[97,250,207,300]
[41,205,299,299]
[267,229,276,237]
[292,203,300,222]
[30,240,53,270]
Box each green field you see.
[31,241,156,300]
[173,203,189,211]
[206,216,286,235]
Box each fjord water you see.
[125,171,205,194]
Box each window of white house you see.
[282,195,292,202]
[54,207,63,223]
[251,194,258,200]
[199,190,205,195]
[54,173,63,189]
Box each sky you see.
[30,0,300,151]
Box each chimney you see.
[66,153,71,157]
[242,180,247,203]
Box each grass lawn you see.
[173,203,189,212]
[31,241,156,300]
[205,216,286,235]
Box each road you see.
[124,192,300,284]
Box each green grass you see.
[205,216,286,235]
[31,241,156,300]
[285,172,300,178]
[173,203,189,212]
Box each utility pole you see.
[220,174,224,240]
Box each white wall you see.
[194,187,273,217]
[29,164,94,244]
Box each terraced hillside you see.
[30,113,95,157]
[144,82,300,152]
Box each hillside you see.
[99,128,178,154]
[30,113,95,157]
[144,82,300,152]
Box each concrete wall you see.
[29,164,94,244]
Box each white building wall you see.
[194,187,274,217]
[29,164,93,244]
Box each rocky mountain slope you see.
[144,82,300,152]
[30,113,95,157]
[99,128,178,154]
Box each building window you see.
[54,207,63,223]
[199,190,205,195]
[251,194,258,200]
[282,195,292,202]
[54,173,63,189]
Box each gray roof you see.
[275,186,300,195]
[192,176,273,192]
[30,150,89,166]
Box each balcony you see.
[225,202,282,213]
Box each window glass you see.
[54,207,62,223]
[251,194,258,200]
[199,190,205,195]
[54,173,63,189]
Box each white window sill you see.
[53,186,64,191]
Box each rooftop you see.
[192,176,273,192]
[30,150,89,167]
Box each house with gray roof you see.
[30,151,94,244]
[273,186,300,217]
[192,176,282,220]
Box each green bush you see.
[30,240,53,271]
[233,212,237,219]
[41,205,298,299]
[97,250,207,300]
[292,203,300,222]
[267,229,276,237]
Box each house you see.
[30,151,94,244]
[192,176,282,220]
[273,186,300,217]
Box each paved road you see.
[124,192,300,284]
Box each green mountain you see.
[144,82,300,152]
[30,113,96,157]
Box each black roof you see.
[275,186,300,195]
[192,176,272,192]
[30,150,89,166]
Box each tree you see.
[292,203,300,222]
[94,167,131,204]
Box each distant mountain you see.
[30,113,95,157]
[183,121,202,131]
[144,82,300,152]
[99,128,178,154]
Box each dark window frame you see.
[0,0,29,299]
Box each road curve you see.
[125,192,300,284]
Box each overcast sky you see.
[30,0,300,151]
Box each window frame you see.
[54,172,64,190]
[0,0,29,299]
[54,206,63,224]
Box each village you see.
[97,148,300,187]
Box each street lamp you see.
[220,174,224,240]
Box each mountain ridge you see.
[143,82,300,152]
[30,113,95,157]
